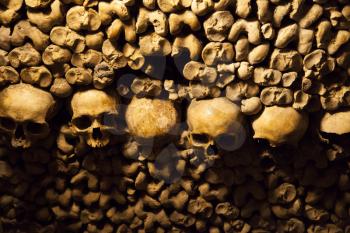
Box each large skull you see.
[187,97,246,154]
[70,89,120,148]
[252,106,309,147]
[0,83,56,148]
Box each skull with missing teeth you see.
[187,97,246,155]
[70,89,120,148]
[0,83,56,148]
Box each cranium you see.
[70,89,120,148]
[0,83,56,148]
[125,96,180,145]
[319,109,350,135]
[124,96,180,160]
[252,106,309,147]
[187,97,246,154]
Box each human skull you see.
[187,97,246,154]
[319,110,350,135]
[70,89,120,148]
[252,106,309,147]
[125,96,180,145]
[319,110,350,160]
[0,83,56,148]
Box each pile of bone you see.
[1,136,350,233]
[0,0,349,112]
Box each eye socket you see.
[206,144,218,155]
[215,132,246,151]
[215,134,233,148]
[191,133,210,144]
[72,115,92,130]
[0,117,16,131]
[26,121,49,135]
[102,112,119,127]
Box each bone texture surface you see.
[0,0,350,232]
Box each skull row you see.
[0,83,318,151]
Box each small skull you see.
[187,97,246,154]
[0,83,56,148]
[252,106,309,147]
[70,89,120,148]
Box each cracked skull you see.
[187,97,246,155]
[70,89,120,148]
[0,83,56,148]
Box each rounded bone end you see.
[252,106,309,147]
[320,110,350,135]
[125,96,180,142]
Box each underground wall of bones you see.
[1,0,350,232]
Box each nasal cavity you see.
[207,144,218,155]
[92,127,103,139]
[15,125,25,139]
